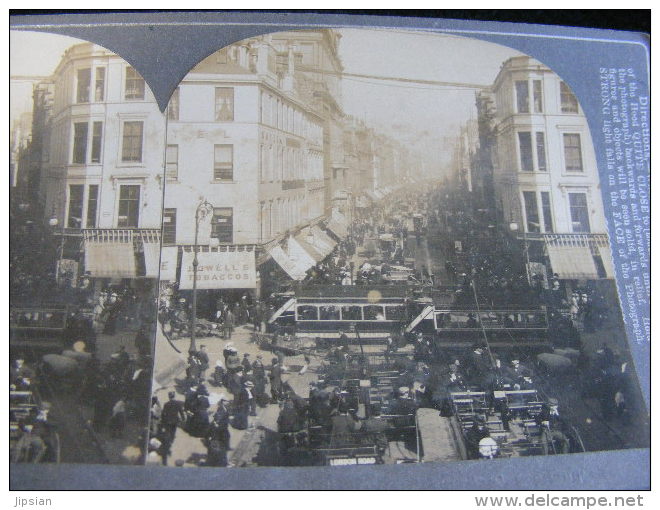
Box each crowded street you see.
[148,183,649,468]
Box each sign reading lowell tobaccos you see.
[179,251,257,289]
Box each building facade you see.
[42,43,165,279]
[489,56,612,280]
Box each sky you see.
[10,31,85,124]
[336,28,522,154]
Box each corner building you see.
[489,56,613,281]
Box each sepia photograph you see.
[147,28,649,469]
[9,14,650,489]
[10,31,162,465]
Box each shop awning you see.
[326,213,348,239]
[311,226,337,254]
[295,234,324,263]
[84,241,136,278]
[597,245,615,279]
[179,250,256,289]
[142,242,161,278]
[159,246,178,281]
[268,237,316,281]
[546,245,599,279]
[295,226,338,262]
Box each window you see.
[94,68,105,101]
[522,191,540,233]
[533,80,543,113]
[76,69,91,103]
[541,192,553,233]
[162,208,177,245]
[166,145,178,179]
[213,144,233,180]
[385,305,408,321]
[91,122,103,163]
[563,133,583,171]
[86,184,99,228]
[364,305,385,321]
[125,67,145,100]
[117,185,140,228]
[341,306,362,321]
[211,207,233,243]
[535,132,547,171]
[518,132,533,171]
[72,122,88,164]
[167,88,179,121]
[67,185,84,228]
[297,305,318,321]
[121,121,144,162]
[560,81,579,113]
[569,193,590,233]
[515,80,529,113]
[214,87,234,121]
[319,305,340,321]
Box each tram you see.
[406,305,551,349]
[268,286,414,340]
[10,306,71,354]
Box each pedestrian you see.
[210,395,231,448]
[109,397,127,438]
[197,345,210,382]
[212,359,226,387]
[241,353,252,373]
[252,355,268,406]
[269,358,284,402]
[161,390,185,447]
[150,396,162,436]
[233,381,254,430]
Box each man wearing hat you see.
[160,391,185,448]
[252,355,267,405]
[233,381,255,430]
[209,396,231,449]
[269,358,284,402]
[390,387,418,416]
[241,353,252,374]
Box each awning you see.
[374,190,385,199]
[546,245,598,279]
[326,214,348,239]
[159,246,178,281]
[295,226,336,262]
[295,234,324,263]
[365,190,379,202]
[597,245,615,279]
[142,242,161,278]
[268,237,315,281]
[84,241,136,278]
[179,250,256,289]
[311,226,337,254]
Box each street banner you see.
[179,250,257,289]
[159,246,178,281]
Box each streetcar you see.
[268,286,415,340]
[406,305,551,349]
[10,306,70,354]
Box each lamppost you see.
[190,199,214,354]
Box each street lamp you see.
[190,199,214,354]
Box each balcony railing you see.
[82,228,161,244]
[521,232,610,248]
